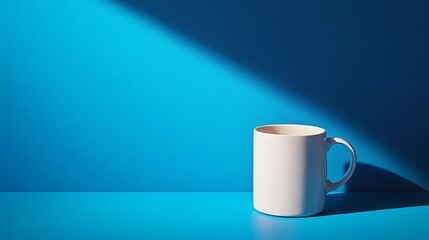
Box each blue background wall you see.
[1,0,428,191]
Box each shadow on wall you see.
[113,0,429,186]
[345,163,426,192]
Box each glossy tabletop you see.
[0,192,428,240]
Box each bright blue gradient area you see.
[0,192,428,239]
[0,0,427,191]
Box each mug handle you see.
[325,137,357,192]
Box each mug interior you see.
[255,124,325,136]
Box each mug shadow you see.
[252,190,429,239]
[320,192,429,216]
[319,163,428,216]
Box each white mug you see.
[253,124,357,217]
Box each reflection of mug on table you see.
[253,124,357,217]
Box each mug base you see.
[254,206,324,217]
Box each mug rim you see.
[254,124,326,137]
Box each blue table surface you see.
[0,192,428,240]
